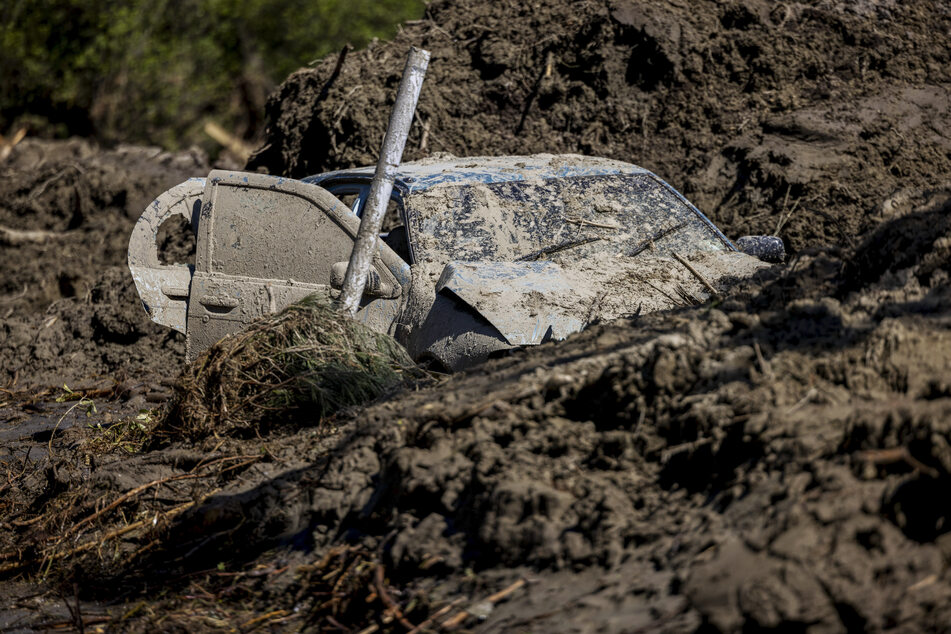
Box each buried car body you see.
[128,154,782,371]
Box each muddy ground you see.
[2,0,951,631]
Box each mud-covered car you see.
[129,154,781,371]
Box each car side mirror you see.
[330,261,401,299]
[735,235,785,263]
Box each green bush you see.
[0,0,423,151]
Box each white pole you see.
[336,47,430,316]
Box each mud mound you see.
[0,139,205,315]
[15,254,950,630]
[138,238,951,630]
[0,139,207,387]
[0,267,186,389]
[843,186,951,298]
[250,0,951,252]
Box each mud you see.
[2,0,951,631]
[0,139,206,388]
[249,0,951,255]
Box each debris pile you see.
[161,295,421,440]
[2,0,951,630]
[250,0,951,253]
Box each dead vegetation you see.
[159,295,424,441]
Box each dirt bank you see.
[0,139,206,388]
[2,0,951,631]
[250,0,951,254]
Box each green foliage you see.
[0,0,423,150]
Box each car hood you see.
[436,251,769,346]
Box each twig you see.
[486,578,527,603]
[671,252,719,300]
[0,127,27,161]
[241,610,289,630]
[856,447,941,479]
[516,236,601,262]
[441,579,527,630]
[515,46,553,135]
[644,279,684,307]
[565,217,620,230]
[785,387,817,414]
[203,122,254,162]
[317,45,352,101]
[48,398,90,465]
[774,185,801,235]
[0,225,71,245]
[628,221,687,256]
[908,574,938,592]
[373,565,417,630]
[29,164,84,200]
[674,284,702,306]
[406,599,464,634]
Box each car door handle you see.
[162,285,189,299]
[198,294,239,310]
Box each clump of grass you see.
[81,410,155,455]
[159,295,422,440]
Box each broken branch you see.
[672,252,720,300]
[856,447,940,478]
[565,216,620,230]
[0,225,70,245]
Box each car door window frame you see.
[323,179,413,264]
[194,172,403,289]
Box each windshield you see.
[403,173,729,266]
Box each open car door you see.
[184,171,409,360]
[130,170,410,362]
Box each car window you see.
[322,184,367,214]
[325,181,409,261]
[336,192,361,213]
[381,197,403,232]
[403,173,729,266]
[208,185,355,282]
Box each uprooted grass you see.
[159,295,424,441]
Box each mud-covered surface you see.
[3,0,951,631]
[250,0,951,256]
[0,139,206,388]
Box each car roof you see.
[304,153,649,194]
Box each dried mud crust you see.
[0,139,207,387]
[250,0,951,254]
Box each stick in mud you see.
[671,251,720,300]
[336,47,430,316]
